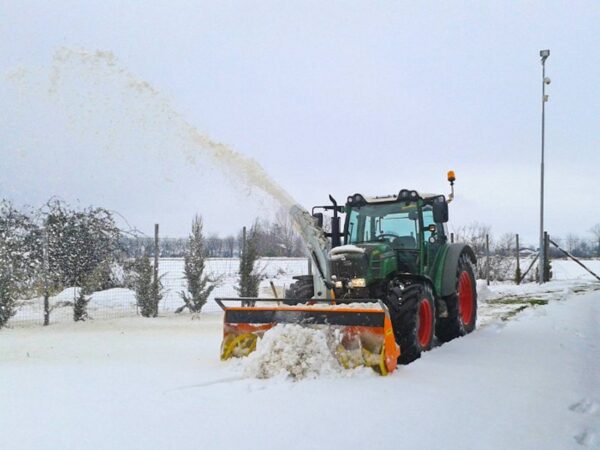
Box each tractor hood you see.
[329,243,392,260]
[329,242,395,282]
[355,242,395,258]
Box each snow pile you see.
[476,280,495,302]
[332,302,381,309]
[276,301,382,310]
[243,324,342,380]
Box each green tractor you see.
[218,172,477,373]
[286,171,478,365]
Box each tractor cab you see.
[343,192,448,274]
[320,190,449,299]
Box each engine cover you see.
[330,251,369,280]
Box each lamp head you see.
[540,49,550,63]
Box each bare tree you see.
[224,235,235,257]
[565,233,580,254]
[206,233,222,257]
[494,233,515,257]
[453,222,491,278]
[234,212,305,258]
[590,224,600,258]
[453,222,491,255]
[273,208,298,257]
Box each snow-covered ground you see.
[1,272,599,449]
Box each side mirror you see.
[433,198,448,223]
[312,213,324,228]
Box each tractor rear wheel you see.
[284,275,314,305]
[436,253,477,343]
[386,284,435,365]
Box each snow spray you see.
[47,49,296,208]
[45,48,327,269]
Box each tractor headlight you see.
[350,278,366,288]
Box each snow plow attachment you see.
[216,298,400,375]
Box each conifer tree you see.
[132,251,163,317]
[236,223,262,304]
[177,215,217,314]
[73,285,89,322]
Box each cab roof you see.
[358,192,442,202]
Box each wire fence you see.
[10,257,310,327]
[7,229,600,328]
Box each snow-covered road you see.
[1,286,599,449]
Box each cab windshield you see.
[347,201,420,249]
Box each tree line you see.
[121,211,305,258]
[0,200,303,327]
[453,222,600,259]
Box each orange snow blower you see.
[216,298,400,375]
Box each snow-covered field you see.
[2,259,600,449]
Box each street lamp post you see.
[538,49,550,283]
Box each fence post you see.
[515,233,521,285]
[153,224,159,304]
[544,231,550,282]
[43,227,50,326]
[485,234,490,286]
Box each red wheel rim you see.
[458,271,474,326]
[417,298,433,348]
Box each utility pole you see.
[538,49,550,284]
[485,234,490,286]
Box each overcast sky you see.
[1,1,599,244]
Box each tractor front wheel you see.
[284,275,314,305]
[386,284,435,365]
[436,253,478,343]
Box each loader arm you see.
[289,204,332,299]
